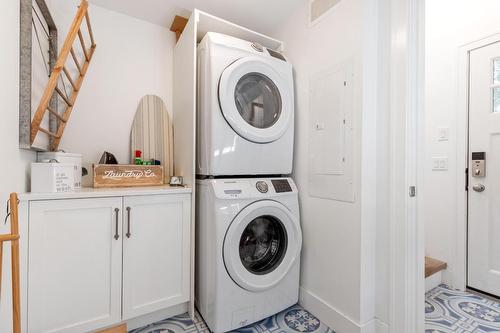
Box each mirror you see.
[131,95,174,182]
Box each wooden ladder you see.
[30,0,96,151]
[0,194,21,333]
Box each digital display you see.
[271,180,292,193]
[472,152,485,160]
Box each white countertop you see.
[19,185,192,201]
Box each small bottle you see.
[134,150,143,165]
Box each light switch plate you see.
[432,157,448,171]
[438,127,449,141]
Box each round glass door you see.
[234,73,282,129]
[219,57,293,143]
[239,215,288,275]
[223,200,302,292]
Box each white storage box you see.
[37,152,82,189]
[31,163,75,193]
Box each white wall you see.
[48,0,175,170]
[273,0,387,331]
[0,1,37,331]
[424,0,500,287]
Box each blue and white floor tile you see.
[129,304,335,333]
[426,284,500,332]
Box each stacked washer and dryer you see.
[195,32,302,333]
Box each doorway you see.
[423,1,500,331]
[466,40,500,298]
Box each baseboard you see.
[299,288,390,333]
[375,319,389,333]
[425,271,442,292]
[358,318,389,333]
[299,287,361,333]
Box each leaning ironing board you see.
[1,193,21,333]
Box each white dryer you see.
[196,178,302,333]
[197,32,295,176]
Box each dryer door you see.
[219,57,292,143]
[223,200,302,292]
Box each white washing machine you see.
[197,32,295,176]
[196,177,302,332]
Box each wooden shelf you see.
[425,257,447,278]
[170,15,189,42]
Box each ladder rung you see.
[0,235,19,243]
[70,47,83,75]
[47,106,67,123]
[85,12,96,47]
[78,29,90,61]
[55,87,73,106]
[38,127,60,138]
[63,66,78,91]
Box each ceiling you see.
[88,0,303,35]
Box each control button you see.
[251,43,264,52]
[256,181,269,193]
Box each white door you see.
[219,57,293,143]
[122,194,191,319]
[468,41,500,297]
[28,198,123,333]
[223,200,302,292]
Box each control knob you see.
[256,181,269,193]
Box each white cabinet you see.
[122,195,191,319]
[23,189,192,333]
[28,198,123,333]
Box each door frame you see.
[455,32,500,291]
[386,0,425,331]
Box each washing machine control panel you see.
[212,178,296,199]
[271,179,293,193]
[256,181,269,193]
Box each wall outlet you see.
[438,127,449,141]
[432,157,448,171]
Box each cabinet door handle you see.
[114,208,120,240]
[126,207,131,238]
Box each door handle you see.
[126,207,131,238]
[114,208,120,240]
[472,184,485,192]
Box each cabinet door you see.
[28,198,123,333]
[122,194,191,319]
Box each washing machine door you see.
[223,200,302,292]
[218,57,292,143]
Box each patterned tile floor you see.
[129,304,335,333]
[129,285,500,333]
[426,284,500,332]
